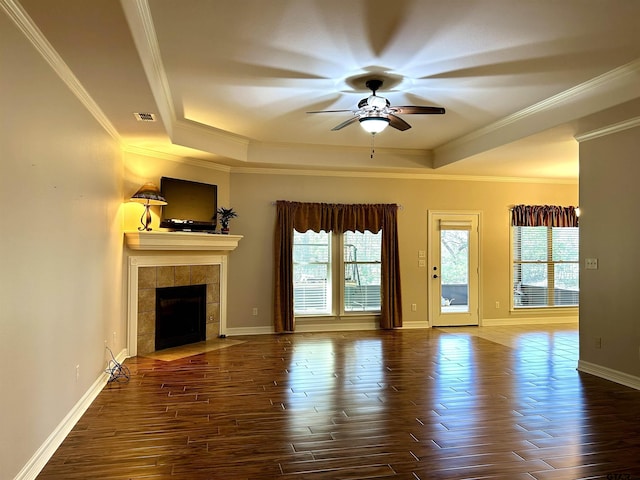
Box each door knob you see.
[433,274,439,279]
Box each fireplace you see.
[135,263,221,355]
[156,284,207,351]
[125,231,242,358]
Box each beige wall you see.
[579,124,640,377]
[122,151,231,232]
[226,172,578,330]
[0,10,124,479]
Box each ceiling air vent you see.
[133,112,156,122]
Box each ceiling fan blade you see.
[331,116,360,131]
[307,109,353,114]
[388,114,411,131]
[393,106,446,115]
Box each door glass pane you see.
[440,229,469,313]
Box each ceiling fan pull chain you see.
[370,134,375,159]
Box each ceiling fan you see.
[307,79,445,134]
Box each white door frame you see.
[427,210,482,327]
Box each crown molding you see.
[434,58,640,167]
[120,0,176,136]
[122,144,232,173]
[459,59,640,144]
[230,165,577,185]
[123,144,575,184]
[172,119,250,161]
[249,140,430,158]
[121,0,251,160]
[575,116,640,143]
[1,0,120,140]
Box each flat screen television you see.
[159,177,217,232]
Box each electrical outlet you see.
[411,303,417,312]
[252,307,258,316]
[585,258,599,270]
[76,365,80,382]
[495,301,500,309]
[418,259,426,267]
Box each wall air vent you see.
[133,112,156,122]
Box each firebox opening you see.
[155,284,207,351]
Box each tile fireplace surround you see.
[124,231,242,357]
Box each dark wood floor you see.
[37,325,640,479]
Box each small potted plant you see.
[216,207,238,234]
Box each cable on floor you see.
[105,346,130,383]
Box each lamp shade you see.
[130,182,167,205]
[359,116,390,134]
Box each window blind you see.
[512,226,579,308]
[293,230,331,314]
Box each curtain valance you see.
[511,205,579,227]
[279,200,389,233]
[273,201,402,332]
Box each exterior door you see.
[429,212,480,326]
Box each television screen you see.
[160,177,217,232]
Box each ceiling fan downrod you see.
[365,79,384,94]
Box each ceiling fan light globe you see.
[359,116,390,134]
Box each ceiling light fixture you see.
[359,116,390,134]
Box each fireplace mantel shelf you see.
[125,231,242,251]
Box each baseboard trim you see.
[225,321,389,336]
[224,326,274,336]
[577,360,640,391]
[14,349,127,480]
[224,318,576,335]
[481,316,578,326]
[401,320,430,329]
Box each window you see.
[512,226,579,308]
[292,230,331,314]
[293,230,381,316]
